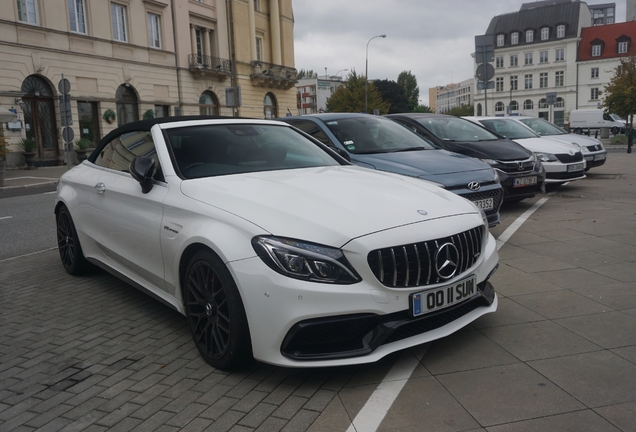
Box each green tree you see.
[603,55,635,149]
[412,104,433,113]
[397,71,420,111]
[374,79,409,113]
[326,70,390,114]
[448,104,475,117]
[297,69,318,79]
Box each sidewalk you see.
[0,165,70,190]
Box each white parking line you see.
[0,216,13,220]
[496,197,549,250]
[346,197,550,432]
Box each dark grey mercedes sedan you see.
[278,113,503,226]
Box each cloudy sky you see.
[292,0,628,106]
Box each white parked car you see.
[55,117,499,369]
[511,116,607,171]
[465,117,586,184]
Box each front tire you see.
[56,205,90,275]
[611,127,619,135]
[184,250,252,369]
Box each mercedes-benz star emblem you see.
[434,243,459,280]
[468,181,481,191]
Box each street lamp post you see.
[365,34,386,113]
[335,68,348,78]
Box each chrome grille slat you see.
[368,226,484,289]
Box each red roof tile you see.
[578,21,636,61]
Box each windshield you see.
[478,119,539,140]
[610,114,625,122]
[414,116,500,142]
[166,124,340,179]
[324,116,436,154]
[518,118,567,136]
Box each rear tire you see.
[56,205,90,275]
[574,128,582,135]
[184,250,252,370]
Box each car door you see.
[89,129,169,290]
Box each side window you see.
[289,120,333,146]
[94,130,162,180]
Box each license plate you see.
[472,198,493,211]
[567,162,585,172]
[513,176,537,188]
[595,154,606,161]
[411,275,478,317]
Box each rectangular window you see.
[525,74,533,89]
[539,72,548,88]
[540,51,548,63]
[555,48,564,61]
[557,25,565,38]
[17,0,38,24]
[256,37,263,62]
[618,41,628,54]
[526,30,533,43]
[154,105,170,118]
[497,34,504,47]
[147,13,161,49]
[592,45,601,56]
[524,52,533,65]
[591,88,599,100]
[496,77,504,92]
[111,3,127,42]
[254,0,260,11]
[510,75,518,91]
[555,71,564,87]
[68,0,86,33]
[541,28,549,40]
[511,32,518,45]
[510,54,518,67]
[496,56,504,68]
[591,67,599,78]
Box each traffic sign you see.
[58,78,71,95]
[63,127,75,143]
[476,63,495,82]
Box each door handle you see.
[94,183,106,194]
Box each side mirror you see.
[129,156,155,194]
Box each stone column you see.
[248,0,257,61]
[190,25,197,61]
[269,0,281,65]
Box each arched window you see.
[477,103,482,116]
[495,102,505,112]
[199,91,219,115]
[20,75,58,161]
[264,93,277,119]
[555,97,564,108]
[116,84,139,126]
[538,98,548,109]
[523,99,534,110]
[510,100,519,111]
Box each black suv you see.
[387,113,546,203]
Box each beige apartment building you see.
[0,0,296,167]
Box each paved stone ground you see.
[1,151,635,431]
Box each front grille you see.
[555,151,583,163]
[367,226,484,288]
[497,157,536,174]
[586,144,602,152]
[461,188,504,216]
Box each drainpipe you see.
[227,0,238,117]
[170,0,183,115]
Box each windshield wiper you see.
[390,147,428,153]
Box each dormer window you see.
[557,25,565,38]
[592,44,602,56]
[497,34,504,47]
[541,27,549,40]
[526,30,534,43]
[616,35,631,54]
[511,32,519,45]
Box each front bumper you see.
[543,161,586,184]
[497,165,546,202]
[229,215,499,367]
[583,150,608,170]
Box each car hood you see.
[180,166,478,247]
[352,149,492,179]
[546,134,603,147]
[510,137,580,154]
[441,139,532,161]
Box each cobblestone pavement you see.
[1,151,636,431]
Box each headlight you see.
[535,152,558,162]
[493,169,500,184]
[252,236,361,284]
[575,144,590,153]
[481,158,499,166]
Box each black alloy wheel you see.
[184,250,252,369]
[56,205,90,275]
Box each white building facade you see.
[296,77,344,115]
[435,79,473,114]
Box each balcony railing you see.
[188,54,232,80]
[250,61,297,90]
